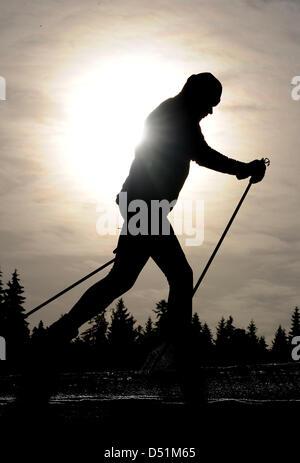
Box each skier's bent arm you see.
[193,144,247,177]
[192,143,266,183]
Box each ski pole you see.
[24,258,115,318]
[193,181,251,296]
[193,157,270,296]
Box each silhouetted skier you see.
[18,73,266,408]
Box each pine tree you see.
[143,317,156,344]
[271,325,289,362]
[144,317,154,337]
[202,322,213,347]
[247,320,258,343]
[224,315,235,339]
[215,317,227,363]
[216,316,238,363]
[216,316,236,345]
[258,336,269,362]
[289,307,300,340]
[139,316,158,357]
[246,319,260,362]
[154,299,169,341]
[258,336,267,350]
[5,269,26,314]
[216,317,226,343]
[3,270,29,360]
[108,299,137,368]
[231,328,249,363]
[200,322,214,363]
[191,313,202,336]
[108,299,136,345]
[31,320,46,341]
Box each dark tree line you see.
[0,268,300,370]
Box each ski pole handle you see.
[250,157,270,184]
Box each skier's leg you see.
[49,234,150,339]
[139,231,192,373]
[150,230,193,342]
[151,230,207,405]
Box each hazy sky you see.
[0,0,299,343]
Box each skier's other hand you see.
[236,159,266,183]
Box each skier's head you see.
[181,72,222,121]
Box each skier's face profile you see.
[196,102,215,121]
[181,73,222,122]
[190,96,220,122]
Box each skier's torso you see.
[117,95,206,205]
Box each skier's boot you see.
[174,341,208,409]
[15,314,78,417]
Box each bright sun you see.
[64,55,183,200]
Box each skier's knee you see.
[171,263,193,287]
[184,264,193,284]
[117,276,136,294]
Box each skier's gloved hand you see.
[248,159,266,183]
[236,159,266,183]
